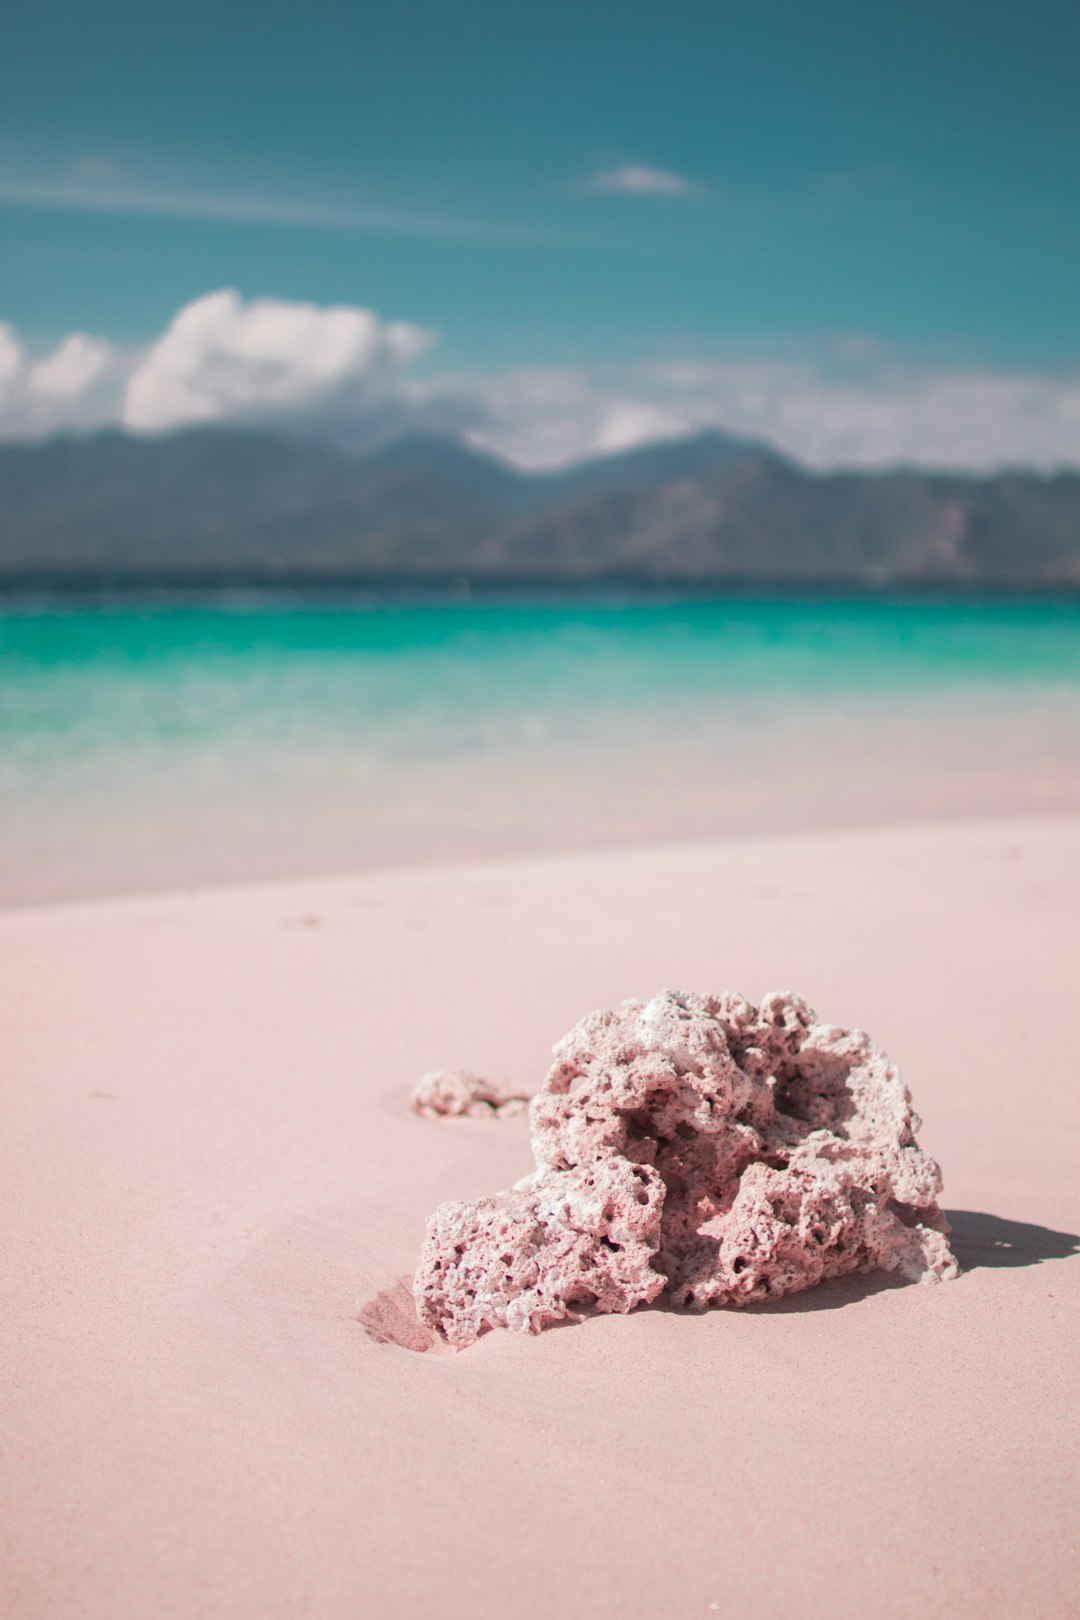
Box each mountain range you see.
[1,426,1079,590]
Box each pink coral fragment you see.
[411,1070,530,1119]
[414,990,960,1346]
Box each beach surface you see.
[3,815,1079,1619]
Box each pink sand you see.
[2,817,1079,1619]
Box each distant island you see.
[1,426,1079,591]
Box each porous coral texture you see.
[411,1070,530,1119]
[416,1157,665,1349]
[414,991,959,1346]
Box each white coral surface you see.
[414,991,959,1347]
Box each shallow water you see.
[3,594,1080,903]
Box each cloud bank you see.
[123,290,431,433]
[460,358,1080,472]
[0,291,435,444]
[3,288,1080,473]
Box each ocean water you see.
[3,595,1080,903]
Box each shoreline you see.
[6,801,1080,914]
[5,593,1079,909]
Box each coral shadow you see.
[943,1210,1079,1271]
[718,1269,908,1316]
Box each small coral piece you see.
[414,991,959,1346]
[411,1070,531,1119]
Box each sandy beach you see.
[6,2,1080,1613]
[2,813,1078,1619]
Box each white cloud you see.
[2,290,1080,475]
[123,289,432,433]
[0,291,431,443]
[446,367,688,467]
[458,357,1080,473]
[0,326,121,437]
[30,333,114,397]
[586,164,702,197]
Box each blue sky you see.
[2,1,1079,466]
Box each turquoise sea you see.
[3,595,1080,903]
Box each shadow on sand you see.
[943,1209,1079,1272]
[707,1269,907,1315]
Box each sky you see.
[2,0,1079,468]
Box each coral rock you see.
[415,1156,665,1349]
[411,1070,530,1119]
[414,990,959,1345]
